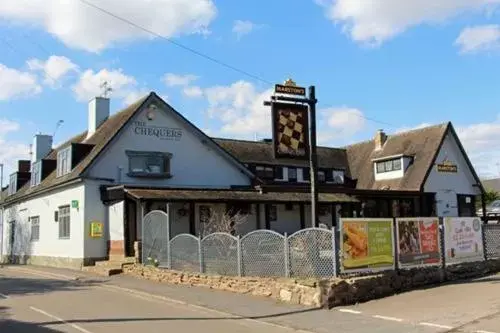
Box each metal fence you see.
[141,210,500,279]
[484,224,500,259]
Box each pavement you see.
[0,265,498,333]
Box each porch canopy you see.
[119,187,358,203]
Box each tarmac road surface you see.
[0,265,499,333]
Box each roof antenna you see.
[100,80,113,98]
[53,120,64,146]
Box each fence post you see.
[166,205,172,269]
[440,217,446,270]
[284,233,290,278]
[481,222,488,261]
[198,235,204,274]
[237,235,242,277]
[393,218,399,273]
[331,227,336,277]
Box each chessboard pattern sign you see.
[272,102,309,159]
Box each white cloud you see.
[0,119,30,186]
[162,73,199,87]
[317,0,500,45]
[72,68,137,102]
[204,80,272,136]
[317,107,366,144]
[123,90,149,106]
[183,86,204,98]
[0,0,217,52]
[232,20,260,39]
[27,55,79,86]
[455,24,500,53]
[0,64,41,101]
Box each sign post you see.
[264,79,319,227]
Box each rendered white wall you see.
[1,183,85,259]
[373,158,405,181]
[83,180,107,259]
[87,102,251,188]
[424,132,481,217]
[270,204,301,235]
[108,201,124,241]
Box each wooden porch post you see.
[299,203,305,229]
[189,202,196,235]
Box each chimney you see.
[18,160,31,173]
[32,133,53,162]
[87,97,110,139]
[374,129,387,150]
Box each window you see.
[333,170,345,184]
[288,168,297,182]
[318,171,326,182]
[255,166,274,180]
[58,205,70,239]
[57,147,72,177]
[30,216,40,241]
[274,166,284,180]
[303,168,310,181]
[31,161,42,187]
[376,158,402,173]
[126,151,172,177]
[8,173,17,195]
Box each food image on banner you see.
[396,218,441,268]
[272,102,309,159]
[341,218,394,273]
[444,217,484,265]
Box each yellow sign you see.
[437,160,457,173]
[90,222,104,238]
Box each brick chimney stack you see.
[374,129,387,150]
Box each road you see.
[0,265,499,333]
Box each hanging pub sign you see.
[272,102,309,159]
[437,159,458,173]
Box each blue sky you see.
[1,0,500,181]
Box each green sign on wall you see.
[71,200,79,209]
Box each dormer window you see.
[376,158,402,173]
[255,166,274,180]
[126,150,172,178]
[57,147,72,177]
[31,161,42,187]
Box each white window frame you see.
[376,158,402,174]
[57,147,72,177]
[58,205,71,239]
[125,150,173,178]
[8,173,17,195]
[31,161,42,187]
[30,216,40,241]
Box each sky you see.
[1,0,500,183]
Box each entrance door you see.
[7,221,15,263]
[457,194,476,217]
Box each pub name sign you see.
[133,121,182,141]
[436,160,458,173]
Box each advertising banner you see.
[340,218,395,273]
[444,217,484,265]
[396,218,441,268]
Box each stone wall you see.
[123,259,500,308]
[123,264,323,307]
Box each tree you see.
[199,205,248,237]
[484,189,500,205]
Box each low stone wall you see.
[123,264,323,307]
[124,259,500,308]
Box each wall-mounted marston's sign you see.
[275,84,306,96]
[437,160,458,173]
[132,121,182,141]
[272,102,309,159]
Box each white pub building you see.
[0,92,484,269]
